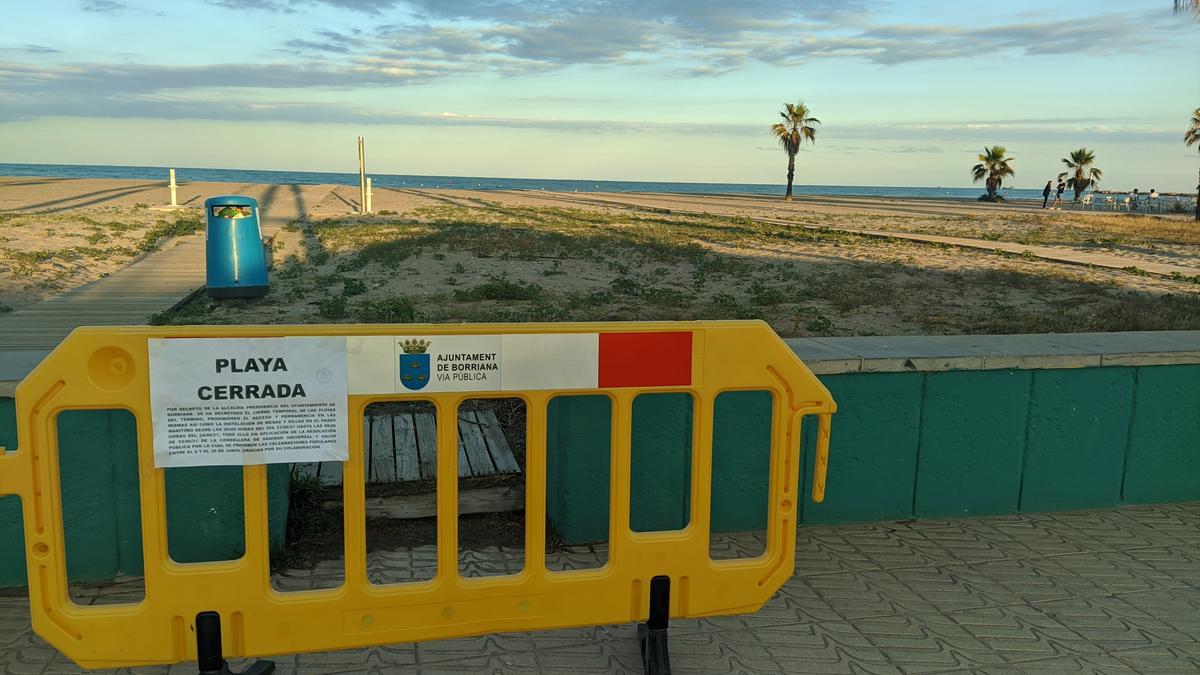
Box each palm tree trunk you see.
[986,177,997,201]
[785,152,796,201]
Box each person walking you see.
[1051,179,1065,209]
[1042,180,1053,209]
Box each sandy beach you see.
[2,176,1198,338]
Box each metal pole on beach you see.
[357,136,367,215]
[169,168,177,207]
[366,177,373,214]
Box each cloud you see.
[1,3,1189,128]
[204,0,406,14]
[699,14,1168,70]
[372,5,1178,78]
[826,144,945,155]
[203,0,293,11]
[283,29,370,54]
[0,88,761,134]
[80,0,127,11]
[0,45,61,55]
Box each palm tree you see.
[970,146,1016,201]
[1175,0,1199,17]
[1186,107,1200,220]
[1058,148,1103,202]
[771,101,820,201]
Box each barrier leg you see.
[637,575,672,675]
[196,612,276,675]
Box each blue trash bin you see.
[204,195,269,298]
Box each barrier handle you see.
[0,446,17,497]
[810,412,832,503]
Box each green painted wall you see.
[546,395,611,544]
[58,410,142,581]
[548,364,1200,544]
[1124,365,1200,503]
[1021,368,1134,511]
[710,391,773,533]
[800,373,924,524]
[629,393,692,532]
[0,400,289,586]
[3,361,1199,584]
[0,399,22,584]
[915,370,1032,517]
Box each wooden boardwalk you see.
[0,183,329,352]
[296,410,521,487]
[0,237,205,350]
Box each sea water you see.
[0,162,1050,201]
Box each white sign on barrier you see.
[148,337,349,468]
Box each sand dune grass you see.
[153,203,1200,337]
[0,206,204,310]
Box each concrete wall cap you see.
[786,330,1200,374]
[2,331,1198,390]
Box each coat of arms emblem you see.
[399,339,431,391]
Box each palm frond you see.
[1187,107,1200,147]
[1058,147,1101,191]
[972,145,1015,186]
[771,99,820,155]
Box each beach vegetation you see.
[1058,148,1103,202]
[0,206,216,312]
[707,292,758,319]
[453,277,542,301]
[795,306,834,334]
[341,277,368,296]
[136,213,205,252]
[748,280,786,306]
[317,295,348,319]
[145,201,1200,338]
[356,296,421,323]
[770,100,820,201]
[971,146,1016,202]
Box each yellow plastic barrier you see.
[0,320,834,670]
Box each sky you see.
[0,0,1197,190]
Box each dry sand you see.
[2,177,1197,337]
[0,177,322,311]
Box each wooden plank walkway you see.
[0,237,206,350]
[297,411,521,486]
[0,183,329,351]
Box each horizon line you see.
[0,162,1141,193]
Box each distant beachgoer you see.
[1150,188,1159,199]
[1042,181,1052,209]
[1131,188,1140,210]
[1052,180,1065,209]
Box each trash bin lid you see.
[204,195,259,209]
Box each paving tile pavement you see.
[1,501,1197,673]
